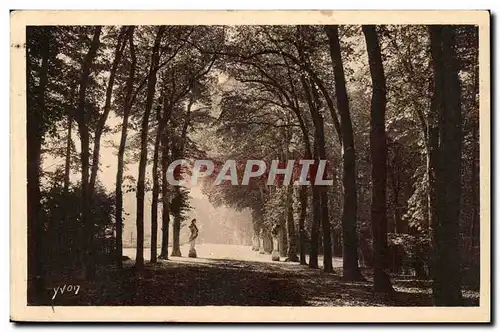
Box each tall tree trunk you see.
[150,106,163,263]
[325,25,363,280]
[470,107,479,262]
[295,113,312,266]
[283,128,296,261]
[426,111,439,281]
[427,27,440,283]
[150,99,175,262]
[63,84,76,197]
[299,76,325,270]
[429,25,463,306]
[427,122,439,233]
[170,188,182,257]
[75,26,102,280]
[115,27,136,269]
[296,30,334,272]
[63,83,76,263]
[89,27,126,193]
[330,180,343,258]
[469,36,479,273]
[298,185,307,265]
[171,101,192,257]
[159,128,170,259]
[309,183,321,269]
[286,185,298,262]
[362,25,394,293]
[27,27,50,303]
[170,139,183,257]
[311,85,333,273]
[279,209,288,257]
[319,186,332,272]
[135,26,164,268]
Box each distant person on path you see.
[188,219,199,258]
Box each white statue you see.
[188,219,199,258]
[271,224,280,261]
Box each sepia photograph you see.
[10,10,490,322]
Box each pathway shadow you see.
[38,256,479,307]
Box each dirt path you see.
[43,244,479,307]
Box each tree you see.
[362,25,394,293]
[159,113,171,259]
[89,27,127,193]
[135,26,165,269]
[297,186,308,264]
[115,26,136,268]
[429,25,463,306]
[74,26,102,279]
[27,26,51,302]
[160,38,218,257]
[325,25,364,280]
[300,75,333,272]
[62,82,77,258]
[150,97,168,263]
[170,100,193,257]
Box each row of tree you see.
[27,25,221,304]
[200,25,478,306]
[27,24,478,306]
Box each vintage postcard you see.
[10,10,490,322]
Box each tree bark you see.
[325,25,363,280]
[470,107,479,260]
[286,185,299,262]
[362,25,394,293]
[75,26,102,279]
[171,100,192,257]
[427,27,441,283]
[468,32,479,274]
[63,83,76,263]
[89,27,126,193]
[299,76,327,270]
[135,26,164,268]
[151,96,175,261]
[27,27,50,303]
[150,105,163,263]
[170,192,182,257]
[295,107,313,266]
[298,185,307,265]
[311,85,334,273]
[115,27,136,269]
[319,186,332,272]
[279,173,288,257]
[279,221,287,257]
[159,126,170,259]
[427,121,439,232]
[309,183,321,269]
[170,141,183,257]
[63,84,76,197]
[282,128,295,260]
[429,25,463,306]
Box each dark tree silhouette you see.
[429,25,463,306]
[115,27,136,268]
[325,25,364,280]
[135,26,165,269]
[362,24,394,293]
[75,26,102,279]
